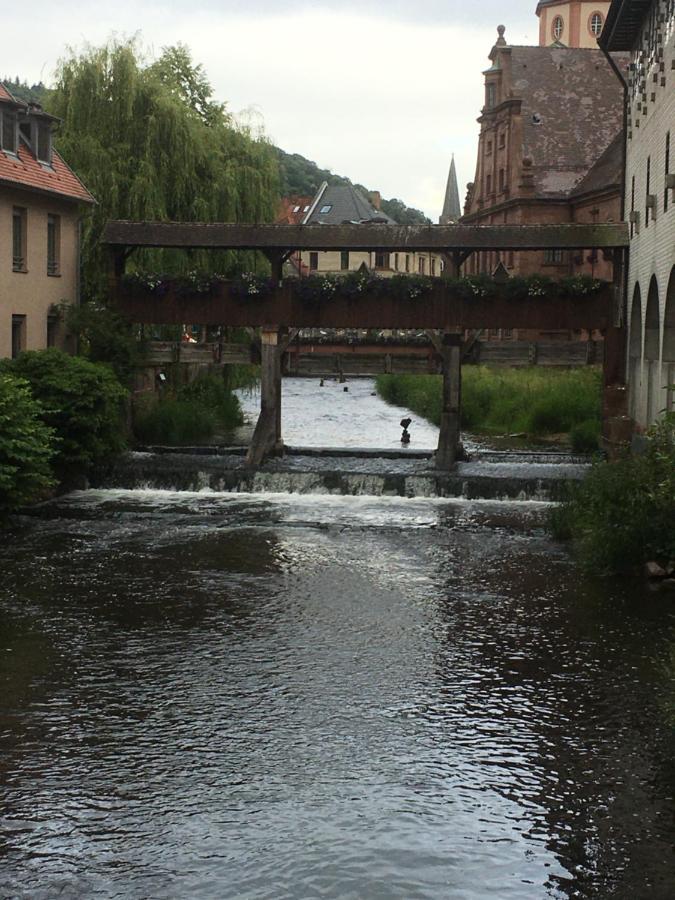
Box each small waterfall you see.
[93,450,589,502]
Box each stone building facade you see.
[462,25,625,285]
[600,0,675,426]
[0,83,94,359]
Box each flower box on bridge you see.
[115,276,613,332]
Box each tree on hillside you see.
[2,78,49,105]
[47,40,280,301]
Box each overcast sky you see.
[3,1,538,220]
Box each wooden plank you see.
[103,221,629,252]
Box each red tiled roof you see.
[276,195,313,225]
[0,142,94,204]
[0,81,93,204]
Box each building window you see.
[486,174,492,195]
[11,315,26,358]
[418,257,426,275]
[394,252,399,271]
[544,249,566,264]
[374,252,390,269]
[499,168,505,191]
[309,251,318,271]
[405,254,410,273]
[665,132,670,213]
[340,250,349,270]
[431,257,436,276]
[485,84,496,108]
[498,132,506,149]
[646,156,651,226]
[1,111,17,153]
[12,207,27,272]
[589,12,604,37]
[552,16,564,40]
[293,205,300,213]
[630,175,636,237]
[486,140,493,155]
[47,214,60,276]
[319,204,332,214]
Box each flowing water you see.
[2,380,675,899]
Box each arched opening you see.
[644,275,661,424]
[628,282,642,422]
[664,266,675,415]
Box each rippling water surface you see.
[2,381,675,899]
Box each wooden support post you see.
[246,327,283,467]
[435,333,462,471]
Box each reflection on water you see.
[1,491,675,899]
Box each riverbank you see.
[376,367,602,451]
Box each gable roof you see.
[506,45,627,196]
[0,83,94,204]
[276,195,313,224]
[570,131,623,198]
[304,183,396,225]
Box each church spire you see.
[439,154,461,224]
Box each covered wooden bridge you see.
[104,221,630,468]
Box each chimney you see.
[369,190,382,210]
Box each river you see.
[1,379,674,899]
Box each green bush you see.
[569,419,600,454]
[550,420,675,573]
[0,349,127,479]
[0,374,55,517]
[133,373,243,445]
[133,397,215,445]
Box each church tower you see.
[439,155,461,225]
[536,1,611,48]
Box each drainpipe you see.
[600,47,628,220]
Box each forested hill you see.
[275,147,430,225]
[3,77,430,225]
[2,78,48,105]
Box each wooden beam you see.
[246,327,283,467]
[103,221,629,252]
[435,333,462,471]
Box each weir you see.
[104,220,630,469]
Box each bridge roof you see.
[103,221,629,252]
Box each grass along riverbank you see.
[376,367,602,451]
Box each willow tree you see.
[49,40,280,300]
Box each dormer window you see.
[1,110,18,154]
[486,84,496,108]
[37,122,52,165]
